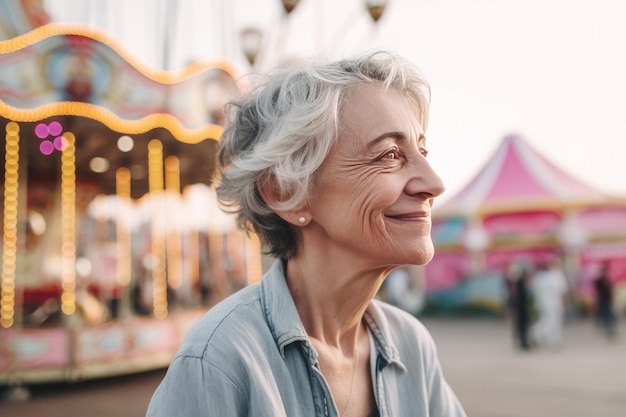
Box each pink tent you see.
[435,134,608,217]
[427,135,626,309]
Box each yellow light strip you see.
[1,122,20,328]
[0,101,224,145]
[148,140,167,319]
[165,156,180,195]
[115,168,132,287]
[60,132,77,316]
[0,23,238,84]
[165,156,182,290]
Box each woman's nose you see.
[405,156,446,199]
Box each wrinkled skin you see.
[304,84,446,271]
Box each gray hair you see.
[216,50,430,259]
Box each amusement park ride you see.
[0,2,271,388]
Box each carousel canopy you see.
[434,134,611,218]
[0,22,239,198]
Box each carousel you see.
[0,19,262,386]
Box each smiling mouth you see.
[384,212,430,221]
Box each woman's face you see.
[306,84,445,268]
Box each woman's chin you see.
[399,239,435,266]
[414,251,435,266]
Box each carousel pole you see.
[1,122,21,329]
[162,0,178,71]
[115,167,132,317]
[148,139,168,319]
[165,156,183,296]
[464,216,490,276]
[60,132,78,321]
[14,123,28,331]
[558,209,587,316]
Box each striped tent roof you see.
[434,135,609,217]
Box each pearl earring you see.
[298,217,306,224]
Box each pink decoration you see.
[39,141,54,155]
[48,121,63,136]
[35,123,49,138]
[3,328,70,369]
[483,210,561,235]
[53,136,67,151]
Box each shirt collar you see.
[260,259,309,357]
[364,301,407,372]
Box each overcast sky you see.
[44,0,626,201]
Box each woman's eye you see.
[419,147,429,157]
[384,149,400,159]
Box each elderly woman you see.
[147,51,466,417]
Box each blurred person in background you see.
[505,262,532,351]
[146,51,466,417]
[593,261,618,339]
[503,262,519,321]
[530,259,568,350]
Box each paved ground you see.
[426,317,626,417]
[1,317,625,417]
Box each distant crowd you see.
[504,259,618,352]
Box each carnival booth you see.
[0,14,262,385]
[427,135,626,313]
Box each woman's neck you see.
[284,252,385,349]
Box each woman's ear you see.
[256,173,281,209]
[256,175,311,226]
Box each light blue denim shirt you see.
[147,259,466,417]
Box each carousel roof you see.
[434,134,610,218]
[0,22,239,198]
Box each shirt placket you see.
[374,354,389,417]
[304,342,338,417]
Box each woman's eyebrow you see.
[367,131,407,148]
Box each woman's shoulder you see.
[368,299,433,341]
[370,298,425,325]
[175,283,268,358]
[367,300,440,369]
